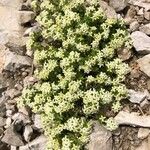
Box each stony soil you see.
[0,0,150,150]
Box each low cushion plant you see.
[19,0,131,149]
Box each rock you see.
[86,121,112,150]
[23,125,33,142]
[115,111,150,127]
[0,74,7,93]
[18,11,35,25]
[0,117,6,127]
[135,139,150,150]
[0,95,7,117]
[117,48,131,61]
[33,114,43,130]
[19,107,30,116]
[14,120,24,133]
[144,11,150,20]
[109,0,128,12]
[129,21,140,32]
[99,1,117,19]
[5,117,12,128]
[6,110,13,117]
[11,146,17,150]
[137,8,144,15]
[0,0,24,10]
[0,127,4,135]
[19,135,47,150]
[124,6,137,24]
[0,31,26,55]
[0,32,9,45]
[2,125,24,146]
[5,88,21,99]
[129,0,150,11]
[131,31,150,54]
[128,89,149,104]
[23,76,38,87]
[24,26,39,37]
[0,141,10,150]
[138,128,150,140]
[3,50,32,72]
[137,54,150,77]
[139,23,150,35]
[12,113,31,125]
[0,45,6,73]
[0,6,22,31]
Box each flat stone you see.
[131,31,150,54]
[3,50,32,72]
[109,0,128,12]
[138,128,150,140]
[86,121,112,150]
[137,54,150,77]
[19,135,47,150]
[99,1,117,19]
[128,89,149,104]
[2,125,24,146]
[139,23,150,35]
[115,111,150,127]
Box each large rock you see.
[139,23,150,35]
[115,111,150,127]
[131,31,150,54]
[0,6,22,31]
[3,50,32,72]
[0,0,24,10]
[18,11,35,25]
[137,54,150,77]
[2,125,24,146]
[0,31,27,55]
[99,1,117,19]
[86,121,112,150]
[109,0,128,12]
[19,135,47,150]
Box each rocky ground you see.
[0,0,150,150]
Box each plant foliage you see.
[19,0,131,149]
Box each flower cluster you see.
[20,0,131,149]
